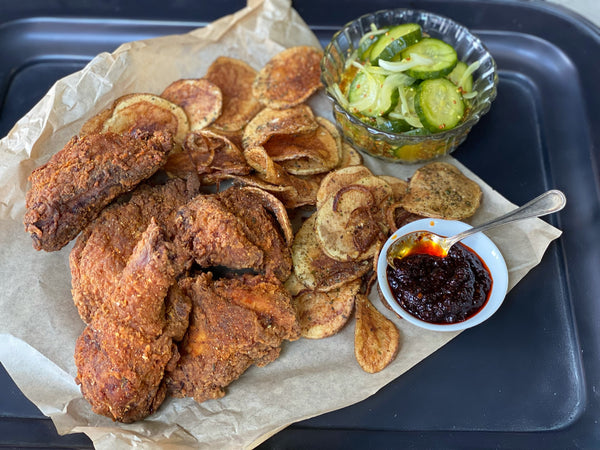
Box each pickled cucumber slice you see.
[368,23,422,65]
[402,38,458,79]
[415,78,465,132]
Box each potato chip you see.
[267,117,341,176]
[163,130,249,181]
[338,142,363,168]
[316,165,373,210]
[205,56,264,132]
[284,272,307,297]
[293,279,360,339]
[160,78,222,131]
[81,93,190,145]
[242,146,320,208]
[314,175,393,262]
[205,126,244,150]
[236,185,294,247]
[244,146,290,185]
[402,162,482,220]
[292,215,371,291]
[242,105,318,149]
[253,46,323,109]
[378,175,408,202]
[354,294,400,374]
[385,202,425,232]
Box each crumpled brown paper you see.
[0,0,562,448]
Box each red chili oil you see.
[386,241,493,324]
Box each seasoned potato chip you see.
[266,118,341,175]
[205,56,263,132]
[226,173,316,209]
[236,185,294,247]
[315,176,393,262]
[292,215,371,291]
[244,146,290,185]
[253,46,323,109]
[274,174,320,209]
[354,294,400,374]
[242,146,320,208]
[284,272,306,297]
[160,78,222,131]
[316,165,373,210]
[385,202,425,232]
[81,93,190,145]
[205,126,244,150]
[338,142,364,168]
[163,130,249,181]
[242,105,318,149]
[402,162,482,220]
[293,279,360,339]
[378,175,408,202]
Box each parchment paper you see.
[0,0,562,448]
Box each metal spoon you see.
[386,189,566,268]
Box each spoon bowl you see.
[387,189,566,269]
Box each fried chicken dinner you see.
[22,47,484,423]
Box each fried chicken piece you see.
[74,220,191,423]
[174,186,293,279]
[24,131,174,252]
[174,194,264,270]
[75,316,175,423]
[70,177,198,324]
[217,186,292,281]
[165,272,300,403]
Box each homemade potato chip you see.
[284,272,306,297]
[244,146,290,185]
[354,294,400,374]
[242,105,318,149]
[316,165,373,210]
[237,186,294,247]
[81,93,190,145]
[266,117,341,175]
[253,46,323,109]
[385,202,425,232]
[160,78,222,131]
[338,142,363,168]
[292,215,371,291]
[205,56,264,132]
[378,175,408,202]
[293,279,360,339]
[314,175,393,262]
[163,130,249,182]
[402,162,482,220]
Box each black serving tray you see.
[1,1,599,448]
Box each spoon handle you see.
[446,189,567,247]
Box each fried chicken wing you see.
[74,220,191,423]
[24,131,173,251]
[165,272,299,403]
[70,177,198,324]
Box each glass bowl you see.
[320,9,498,163]
[377,219,509,332]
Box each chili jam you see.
[386,242,492,324]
